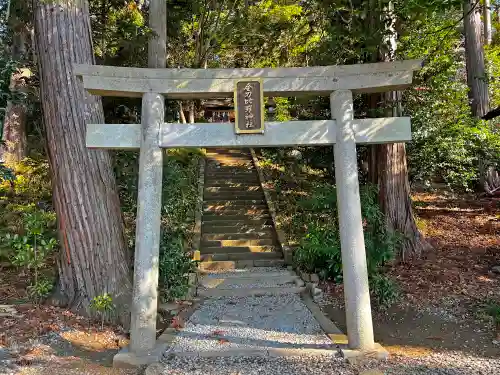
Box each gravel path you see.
[160,354,352,375]
[159,265,500,375]
[159,351,500,375]
[379,351,500,374]
[170,294,333,353]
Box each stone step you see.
[205,180,261,186]
[202,215,271,223]
[205,150,251,155]
[204,186,262,193]
[200,274,299,289]
[198,259,285,271]
[202,232,275,240]
[202,219,274,229]
[206,168,255,173]
[203,200,267,206]
[203,204,268,212]
[202,224,274,233]
[200,251,282,262]
[197,285,305,297]
[203,209,269,216]
[201,239,276,247]
[201,245,278,254]
[205,176,258,182]
[205,167,257,176]
[205,180,262,186]
[202,270,295,279]
[204,192,265,200]
[205,174,257,179]
[206,161,253,165]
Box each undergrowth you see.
[114,148,202,302]
[259,149,401,309]
[0,158,57,302]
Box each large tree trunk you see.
[1,22,28,165]
[371,2,431,259]
[33,0,132,326]
[464,0,489,117]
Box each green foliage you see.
[90,293,114,313]
[0,57,17,135]
[369,274,400,309]
[158,233,196,302]
[293,183,400,282]
[0,203,57,302]
[401,10,500,191]
[158,150,201,301]
[90,293,115,329]
[0,158,52,199]
[487,302,500,325]
[27,278,53,302]
[0,163,14,183]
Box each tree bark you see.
[376,139,431,260]
[1,21,28,165]
[1,101,27,165]
[33,0,132,326]
[179,102,187,123]
[188,101,195,123]
[372,1,431,259]
[484,0,492,45]
[464,0,489,117]
[148,0,167,68]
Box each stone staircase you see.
[200,148,284,270]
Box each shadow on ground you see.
[325,304,499,358]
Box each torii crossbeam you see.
[75,59,421,360]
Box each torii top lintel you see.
[73,60,422,99]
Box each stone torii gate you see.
[74,60,421,359]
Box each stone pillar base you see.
[113,342,169,369]
[340,343,389,365]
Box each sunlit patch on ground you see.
[60,330,129,352]
[385,344,433,358]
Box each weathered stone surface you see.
[340,343,389,365]
[159,119,411,149]
[75,60,422,79]
[332,90,374,351]
[129,92,164,354]
[113,343,168,369]
[75,60,422,98]
[310,273,320,283]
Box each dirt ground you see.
[1,192,499,373]
[322,192,500,359]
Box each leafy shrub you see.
[90,293,115,329]
[158,233,197,302]
[1,159,52,199]
[0,163,14,183]
[369,274,399,309]
[293,183,400,282]
[27,278,53,303]
[159,150,201,301]
[294,225,342,282]
[0,204,57,302]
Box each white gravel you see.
[379,351,500,374]
[160,354,352,375]
[159,351,500,375]
[169,294,333,353]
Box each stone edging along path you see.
[146,267,388,375]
